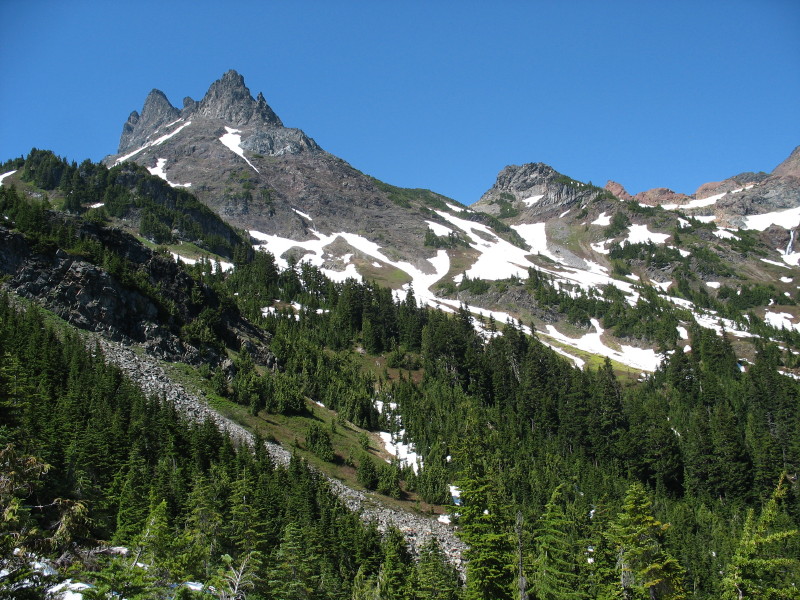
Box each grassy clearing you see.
[355,260,412,288]
[163,357,443,515]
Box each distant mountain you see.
[104,70,464,272]
[96,71,800,371]
[599,146,800,229]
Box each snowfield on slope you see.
[545,318,661,372]
[624,224,670,245]
[247,202,769,373]
[148,158,191,188]
[0,170,17,185]
[220,127,260,173]
[115,120,192,165]
[742,205,800,231]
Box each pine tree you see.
[267,522,319,599]
[720,473,800,600]
[378,528,413,600]
[455,458,514,600]
[412,538,462,600]
[608,483,686,600]
[526,484,585,600]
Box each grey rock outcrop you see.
[104,70,441,266]
[773,145,800,179]
[195,70,283,127]
[474,162,600,222]
[119,89,181,154]
[0,222,273,367]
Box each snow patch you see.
[115,121,192,164]
[293,208,312,220]
[147,158,191,188]
[545,318,661,371]
[713,228,738,240]
[782,252,800,267]
[522,194,544,207]
[761,258,792,269]
[742,205,800,231]
[379,430,422,474]
[170,253,233,272]
[624,224,670,245]
[219,127,260,173]
[512,222,560,263]
[668,246,690,257]
[591,212,611,226]
[49,579,93,600]
[426,220,453,237]
[450,485,462,505]
[764,311,800,332]
[662,192,726,211]
[0,170,17,185]
[706,281,721,289]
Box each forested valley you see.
[1,152,799,599]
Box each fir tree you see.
[720,473,800,600]
[526,484,585,600]
[608,483,686,600]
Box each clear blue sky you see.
[2,1,798,204]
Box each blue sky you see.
[1,1,798,204]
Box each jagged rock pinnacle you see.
[196,69,283,127]
[118,89,179,153]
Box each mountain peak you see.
[773,145,800,178]
[118,89,179,153]
[605,180,633,201]
[196,70,282,127]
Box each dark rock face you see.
[0,224,273,366]
[473,162,599,221]
[195,70,283,127]
[119,89,181,154]
[104,70,439,265]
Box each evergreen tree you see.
[411,539,462,600]
[454,436,514,600]
[608,483,686,600]
[526,484,585,600]
[267,522,318,599]
[720,474,800,600]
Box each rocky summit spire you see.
[118,89,180,154]
[196,69,283,127]
[773,145,800,179]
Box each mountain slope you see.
[104,70,469,273]
[100,70,800,373]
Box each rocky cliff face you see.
[105,71,441,266]
[119,89,181,154]
[772,145,800,179]
[0,219,273,367]
[604,180,633,202]
[597,147,800,227]
[473,162,601,221]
